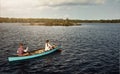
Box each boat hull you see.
[8,46,61,62]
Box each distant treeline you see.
[0,17,120,26]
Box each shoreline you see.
[0,23,82,26]
[0,17,120,26]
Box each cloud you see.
[37,0,106,7]
[1,0,107,13]
[0,0,119,18]
[1,0,106,9]
[0,0,38,9]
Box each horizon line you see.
[0,17,120,20]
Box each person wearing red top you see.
[17,43,24,56]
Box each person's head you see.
[19,43,23,47]
[46,40,49,43]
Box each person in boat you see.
[17,43,29,56]
[45,40,55,51]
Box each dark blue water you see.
[0,23,120,74]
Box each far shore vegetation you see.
[0,17,120,26]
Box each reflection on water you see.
[0,23,120,74]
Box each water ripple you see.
[0,23,120,74]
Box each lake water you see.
[0,23,120,74]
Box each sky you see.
[0,0,120,20]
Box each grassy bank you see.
[0,17,120,26]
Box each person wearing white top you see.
[45,40,53,51]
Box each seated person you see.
[45,40,54,51]
[17,43,29,56]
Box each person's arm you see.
[48,43,53,49]
[17,49,19,53]
[24,47,28,52]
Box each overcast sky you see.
[0,0,120,20]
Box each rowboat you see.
[8,46,61,62]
